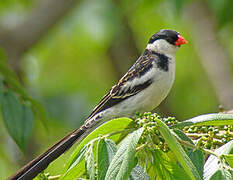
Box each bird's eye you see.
[165,36,178,45]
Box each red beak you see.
[175,35,188,46]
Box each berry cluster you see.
[135,112,178,152]
[183,125,233,149]
[134,112,233,151]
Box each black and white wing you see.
[87,50,157,119]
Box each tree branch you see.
[0,0,78,72]
[107,7,140,78]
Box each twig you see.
[48,175,61,180]
[177,139,220,158]
[186,132,233,139]
[136,143,147,152]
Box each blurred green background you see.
[0,0,233,179]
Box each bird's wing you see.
[87,50,155,119]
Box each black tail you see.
[8,125,88,180]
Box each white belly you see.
[103,59,176,119]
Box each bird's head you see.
[146,29,187,55]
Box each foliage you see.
[35,113,233,180]
[1,0,233,179]
[1,90,33,151]
[0,50,49,152]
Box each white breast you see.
[102,57,176,119]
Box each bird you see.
[8,29,187,180]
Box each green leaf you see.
[173,113,233,129]
[210,169,232,180]
[0,49,47,128]
[65,118,133,169]
[85,144,95,180]
[97,139,117,180]
[22,103,34,149]
[104,139,117,161]
[61,146,87,179]
[68,146,87,171]
[155,118,201,180]
[129,165,150,180]
[173,129,204,178]
[2,91,34,151]
[62,161,85,180]
[223,154,233,168]
[0,80,3,105]
[173,129,193,144]
[204,140,233,180]
[150,149,188,180]
[187,150,204,179]
[105,127,144,180]
[0,60,28,98]
[62,118,134,178]
[29,98,49,131]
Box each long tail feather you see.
[8,125,88,180]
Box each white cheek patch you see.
[146,39,178,55]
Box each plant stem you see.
[177,139,220,158]
[136,143,147,152]
[48,175,61,179]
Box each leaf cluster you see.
[37,113,233,180]
[0,49,48,152]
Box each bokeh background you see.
[0,0,233,178]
